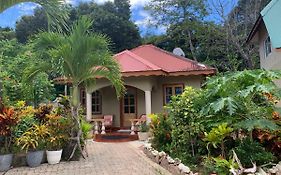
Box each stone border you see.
[143,143,197,175]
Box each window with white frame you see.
[264,36,272,58]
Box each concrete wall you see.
[258,23,281,70]
[91,75,204,127]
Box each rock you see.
[151,150,159,156]
[269,168,277,174]
[144,143,152,149]
[178,163,190,174]
[169,164,181,175]
[276,164,281,172]
[174,158,181,165]
[159,151,166,157]
[256,167,267,175]
[160,157,169,169]
[167,156,175,164]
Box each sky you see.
[0,0,236,36]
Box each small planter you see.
[0,154,13,172]
[138,132,149,141]
[26,151,44,167]
[46,149,62,165]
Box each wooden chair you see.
[104,115,113,132]
[135,114,147,131]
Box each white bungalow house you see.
[77,45,216,129]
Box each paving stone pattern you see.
[3,141,171,175]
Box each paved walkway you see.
[3,141,171,175]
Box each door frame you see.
[120,86,138,128]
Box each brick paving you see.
[3,141,171,175]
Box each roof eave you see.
[246,15,262,44]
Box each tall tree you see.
[15,8,48,43]
[0,27,15,40]
[210,0,271,68]
[146,0,208,61]
[29,17,124,158]
[75,1,141,53]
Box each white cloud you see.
[134,9,167,35]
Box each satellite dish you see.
[173,48,185,57]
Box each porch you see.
[82,77,155,129]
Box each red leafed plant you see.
[0,107,18,136]
[0,107,18,154]
[253,129,281,159]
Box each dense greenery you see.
[145,0,270,71]
[14,0,141,52]
[0,39,55,106]
[151,70,281,174]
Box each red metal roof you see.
[114,44,216,77]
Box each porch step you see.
[94,132,138,142]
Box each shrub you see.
[234,138,276,167]
[150,113,172,152]
[167,87,204,164]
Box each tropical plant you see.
[139,122,149,132]
[16,124,50,152]
[81,119,92,139]
[201,70,281,135]
[0,107,18,154]
[150,113,172,153]
[167,87,204,164]
[0,0,69,32]
[234,138,276,167]
[204,123,233,158]
[28,16,124,159]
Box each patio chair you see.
[135,114,147,131]
[104,115,113,132]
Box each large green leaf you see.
[236,119,279,131]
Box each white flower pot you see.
[138,132,149,141]
[46,150,62,165]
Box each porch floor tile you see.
[4,141,171,175]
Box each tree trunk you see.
[187,29,198,61]
[68,85,86,160]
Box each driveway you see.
[3,141,171,175]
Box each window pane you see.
[124,98,129,105]
[265,36,272,57]
[130,97,135,105]
[175,87,183,95]
[166,87,172,95]
[166,95,171,104]
[130,106,135,113]
[124,106,129,113]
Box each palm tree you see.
[0,0,69,32]
[29,16,124,158]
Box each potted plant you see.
[45,114,68,165]
[16,124,49,167]
[0,107,18,172]
[46,135,65,165]
[138,122,150,141]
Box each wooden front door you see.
[121,87,137,127]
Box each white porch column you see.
[86,92,92,121]
[145,90,152,123]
